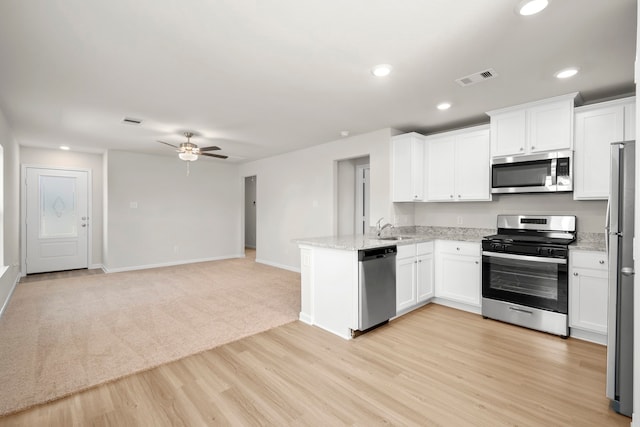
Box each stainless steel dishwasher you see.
[358,246,397,332]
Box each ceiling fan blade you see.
[157,140,179,148]
[200,152,228,159]
[199,145,221,151]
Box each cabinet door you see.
[490,110,526,156]
[396,256,417,312]
[455,130,491,201]
[569,267,608,334]
[437,253,481,306]
[426,135,456,201]
[574,105,624,200]
[416,253,434,301]
[392,135,424,202]
[527,99,573,153]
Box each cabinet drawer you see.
[397,243,417,259]
[571,250,607,270]
[437,240,480,257]
[417,241,434,255]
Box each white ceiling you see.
[0,0,636,162]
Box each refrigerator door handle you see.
[621,267,635,276]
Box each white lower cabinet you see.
[396,242,434,314]
[435,240,481,312]
[569,250,608,344]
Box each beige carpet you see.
[0,256,300,416]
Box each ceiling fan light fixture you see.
[179,152,198,161]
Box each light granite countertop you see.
[295,228,607,252]
[295,227,495,251]
[571,232,606,252]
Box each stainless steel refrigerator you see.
[606,140,635,417]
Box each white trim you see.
[569,328,607,346]
[103,254,244,273]
[21,165,93,276]
[432,297,482,315]
[0,268,20,319]
[299,312,313,324]
[255,258,301,273]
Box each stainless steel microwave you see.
[491,151,572,194]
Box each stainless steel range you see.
[481,215,576,337]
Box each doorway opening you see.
[336,156,370,236]
[244,175,257,260]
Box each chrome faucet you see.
[376,217,394,237]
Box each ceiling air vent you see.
[455,68,498,87]
[122,117,142,125]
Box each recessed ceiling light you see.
[555,67,579,79]
[517,0,549,16]
[59,145,70,151]
[340,130,350,137]
[371,64,392,77]
[437,102,452,110]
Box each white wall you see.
[104,150,242,272]
[0,108,20,315]
[413,193,607,232]
[20,147,104,267]
[239,128,395,271]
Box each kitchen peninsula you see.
[296,227,492,339]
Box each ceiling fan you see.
[157,132,228,162]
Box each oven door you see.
[482,251,568,313]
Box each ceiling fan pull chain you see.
[186,161,191,176]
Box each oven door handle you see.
[482,251,567,265]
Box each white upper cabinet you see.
[573,97,635,200]
[391,133,426,202]
[487,93,579,157]
[426,125,491,202]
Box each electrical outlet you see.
[173,245,179,254]
[457,216,463,225]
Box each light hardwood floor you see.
[0,304,629,426]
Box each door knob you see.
[573,272,578,276]
[81,224,87,228]
[621,267,635,276]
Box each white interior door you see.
[25,168,89,274]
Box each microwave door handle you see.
[550,158,557,186]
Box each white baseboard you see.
[0,267,20,319]
[432,297,482,315]
[569,328,607,346]
[255,258,301,273]
[299,312,312,324]
[89,263,104,271]
[103,254,244,273]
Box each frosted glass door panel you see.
[40,175,78,238]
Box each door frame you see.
[242,174,258,258]
[20,165,93,276]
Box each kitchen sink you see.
[378,236,411,241]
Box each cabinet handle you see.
[531,146,535,150]
[573,272,578,276]
[519,147,524,151]
[457,195,461,198]
[475,261,479,264]
[599,260,605,264]
[456,247,460,251]
[450,195,454,199]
